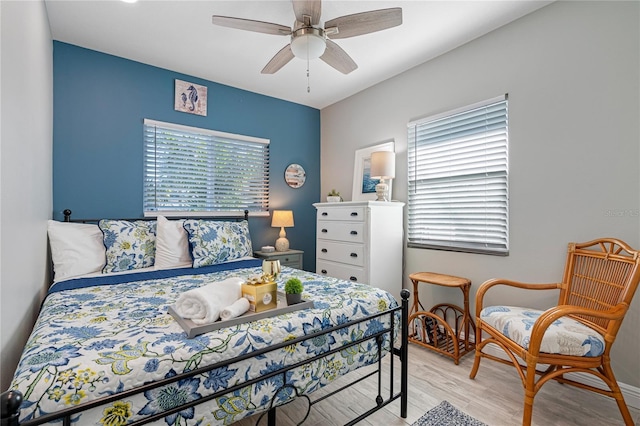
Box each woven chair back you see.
[560,239,640,334]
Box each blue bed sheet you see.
[49,258,262,294]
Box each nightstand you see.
[253,249,304,269]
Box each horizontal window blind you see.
[407,96,508,255]
[143,119,269,216]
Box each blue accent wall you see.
[53,42,320,270]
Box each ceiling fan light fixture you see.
[212,3,403,76]
[291,27,326,60]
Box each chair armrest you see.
[527,303,628,355]
[475,279,561,318]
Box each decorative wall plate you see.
[285,163,306,188]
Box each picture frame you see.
[352,141,395,201]
[174,79,207,116]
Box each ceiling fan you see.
[212,1,402,75]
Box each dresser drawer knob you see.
[350,253,358,258]
[350,212,358,216]
[350,230,358,235]
[321,248,328,253]
[321,229,328,233]
[350,276,357,281]
[322,212,328,216]
[321,269,327,274]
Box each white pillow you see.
[47,220,106,282]
[154,215,192,270]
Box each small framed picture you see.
[352,141,394,201]
[174,79,207,116]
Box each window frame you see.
[143,119,270,218]
[407,95,509,255]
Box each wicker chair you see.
[469,238,640,426]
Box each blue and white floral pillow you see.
[183,220,252,268]
[99,220,157,272]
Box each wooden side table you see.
[408,272,475,364]
[253,249,304,269]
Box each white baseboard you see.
[481,344,640,409]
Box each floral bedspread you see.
[10,265,399,425]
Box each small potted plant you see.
[327,189,342,203]
[284,277,304,305]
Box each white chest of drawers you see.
[313,201,404,300]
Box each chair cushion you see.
[480,306,605,357]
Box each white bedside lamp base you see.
[275,227,289,252]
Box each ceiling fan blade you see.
[261,44,295,74]
[325,8,402,39]
[212,16,291,36]
[292,0,322,26]
[320,40,357,74]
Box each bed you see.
[1,211,409,426]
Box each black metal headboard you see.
[62,209,250,223]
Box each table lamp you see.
[370,151,396,201]
[271,210,294,252]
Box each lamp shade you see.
[370,151,396,179]
[271,210,294,228]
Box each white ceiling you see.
[44,0,552,109]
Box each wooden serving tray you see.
[168,292,314,338]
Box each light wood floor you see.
[234,344,640,426]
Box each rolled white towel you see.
[220,297,250,321]
[174,277,243,324]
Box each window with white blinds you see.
[143,119,269,216]
[407,95,509,255]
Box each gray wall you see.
[0,0,53,390]
[321,0,640,390]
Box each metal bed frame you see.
[1,211,409,426]
[1,292,409,426]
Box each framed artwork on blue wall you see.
[174,79,207,116]
[352,141,394,201]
